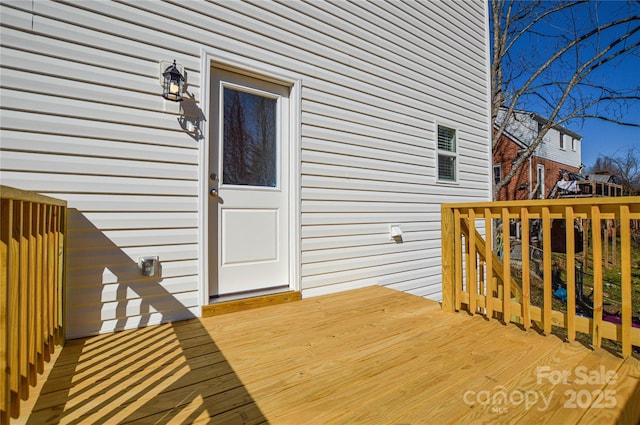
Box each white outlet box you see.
[138,256,159,277]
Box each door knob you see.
[210,188,218,197]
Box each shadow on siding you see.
[23,210,266,424]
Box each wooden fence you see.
[442,197,640,357]
[1,186,67,422]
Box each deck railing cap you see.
[1,185,67,207]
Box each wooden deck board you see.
[346,321,565,425]
[577,355,640,425]
[277,322,521,424]
[17,285,640,425]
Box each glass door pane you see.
[222,87,277,187]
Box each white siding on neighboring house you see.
[0,0,490,338]
[537,126,582,168]
[498,109,582,168]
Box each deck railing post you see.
[441,205,455,312]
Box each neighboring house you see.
[0,1,491,339]
[493,109,583,200]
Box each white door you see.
[208,67,290,297]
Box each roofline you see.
[500,107,583,140]
[530,112,583,140]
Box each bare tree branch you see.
[491,0,640,198]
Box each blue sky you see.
[576,110,640,169]
[568,1,640,169]
[500,1,640,169]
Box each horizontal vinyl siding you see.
[0,0,201,339]
[538,131,582,168]
[264,0,490,298]
[0,0,490,337]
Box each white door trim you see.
[198,48,301,307]
[537,164,545,199]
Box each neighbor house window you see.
[493,164,501,185]
[559,133,565,150]
[437,125,457,182]
[571,138,577,151]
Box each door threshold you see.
[202,289,301,317]
[209,286,291,304]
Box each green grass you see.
[508,227,640,358]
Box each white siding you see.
[0,0,490,338]
[546,131,582,168]
[531,124,582,167]
[499,110,582,168]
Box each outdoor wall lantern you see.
[161,60,185,102]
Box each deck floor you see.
[18,286,640,424]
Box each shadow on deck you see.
[17,286,640,424]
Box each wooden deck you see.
[17,286,640,424]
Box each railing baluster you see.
[454,209,463,312]
[464,215,471,313]
[27,202,36,385]
[469,210,477,314]
[45,205,54,356]
[542,207,552,334]
[479,260,485,303]
[521,208,531,328]
[9,201,20,417]
[18,202,28,401]
[35,204,43,373]
[42,205,50,360]
[53,205,62,346]
[0,199,10,424]
[565,206,576,341]
[620,205,632,356]
[502,208,511,322]
[484,209,493,319]
[612,220,617,266]
[604,220,610,267]
[591,206,603,348]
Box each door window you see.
[223,88,278,187]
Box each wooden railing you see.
[442,197,640,357]
[1,186,67,423]
[552,180,624,198]
[577,180,623,197]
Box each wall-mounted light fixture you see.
[161,60,185,102]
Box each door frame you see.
[537,164,545,199]
[198,48,302,307]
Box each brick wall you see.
[493,133,580,200]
